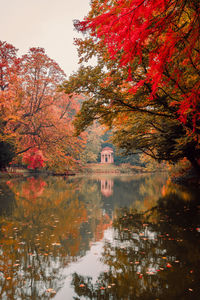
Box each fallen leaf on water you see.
[146,271,155,275]
[52,243,61,246]
[46,288,56,294]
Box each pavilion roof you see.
[101,147,113,153]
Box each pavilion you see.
[100,147,114,163]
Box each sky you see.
[0,0,91,77]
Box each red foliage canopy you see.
[78,0,200,128]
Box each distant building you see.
[100,147,114,163]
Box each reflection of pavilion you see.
[101,179,114,197]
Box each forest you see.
[0,0,199,176]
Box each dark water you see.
[0,173,200,299]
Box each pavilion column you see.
[101,148,114,164]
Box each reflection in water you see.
[101,179,114,197]
[0,177,89,299]
[72,180,200,300]
[0,173,199,299]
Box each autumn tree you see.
[62,0,200,172]
[75,0,200,125]
[16,47,85,171]
[0,41,21,169]
[0,42,86,171]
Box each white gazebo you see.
[100,147,114,163]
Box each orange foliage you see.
[0,42,86,171]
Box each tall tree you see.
[62,0,200,171]
[76,0,200,127]
[0,43,86,171]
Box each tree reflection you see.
[0,176,109,299]
[71,183,200,299]
[2,174,199,299]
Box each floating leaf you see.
[166,263,172,268]
[46,288,56,294]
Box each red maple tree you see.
[77,0,200,129]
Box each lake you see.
[0,173,200,299]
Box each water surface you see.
[0,173,200,299]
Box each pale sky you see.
[0,0,91,77]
